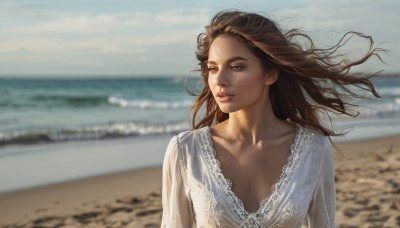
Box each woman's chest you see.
[185,159,315,227]
[215,147,292,211]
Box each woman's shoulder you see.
[298,125,332,155]
[165,126,210,165]
[295,124,329,142]
[167,126,210,150]
[174,126,209,142]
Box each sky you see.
[0,0,399,77]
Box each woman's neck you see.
[223,100,291,145]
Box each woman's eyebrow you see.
[207,56,248,65]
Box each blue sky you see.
[0,0,398,77]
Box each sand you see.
[334,136,400,227]
[0,167,162,227]
[0,135,399,227]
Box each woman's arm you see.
[307,137,336,227]
[161,136,194,228]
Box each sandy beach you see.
[0,134,399,227]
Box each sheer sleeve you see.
[307,137,336,227]
[161,136,194,228]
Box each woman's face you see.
[207,35,272,113]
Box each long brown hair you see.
[191,10,385,136]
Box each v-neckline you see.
[202,125,306,220]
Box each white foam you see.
[0,122,190,147]
[108,96,192,109]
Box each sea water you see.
[0,76,196,147]
[0,74,399,192]
[1,75,399,147]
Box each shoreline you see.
[0,134,399,227]
[0,134,172,194]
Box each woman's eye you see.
[207,67,218,72]
[231,65,244,71]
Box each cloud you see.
[0,7,209,56]
[0,1,398,75]
[0,1,62,21]
[271,0,399,72]
[0,5,207,74]
[274,0,398,35]
[0,29,200,54]
[7,9,209,34]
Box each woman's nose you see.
[215,68,229,87]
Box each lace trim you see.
[199,125,313,221]
[238,213,262,228]
[199,127,247,219]
[196,185,224,227]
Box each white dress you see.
[161,125,336,228]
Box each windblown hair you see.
[191,10,384,136]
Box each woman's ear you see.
[264,67,279,85]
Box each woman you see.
[161,10,382,227]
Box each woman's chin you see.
[218,105,239,114]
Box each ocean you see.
[0,74,400,193]
[1,75,400,147]
[0,76,197,147]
